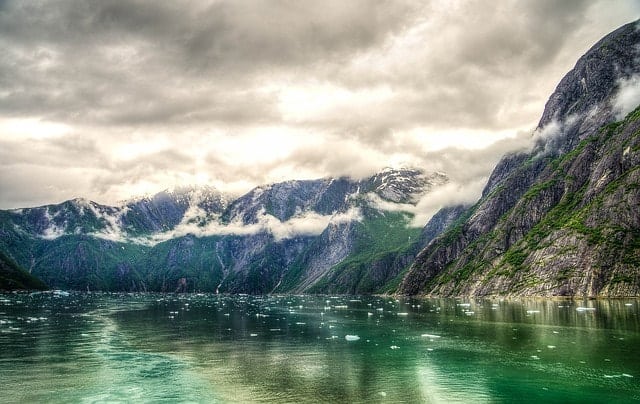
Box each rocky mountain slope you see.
[399,20,640,297]
[0,250,47,291]
[0,168,453,293]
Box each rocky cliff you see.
[399,20,640,297]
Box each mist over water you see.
[1,292,639,403]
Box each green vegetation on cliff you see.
[0,250,47,291]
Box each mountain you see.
[0,250,47,291]
[399,20,640,297]
[0,168,452,293]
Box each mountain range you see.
[0,168,455,293]
[2,20,639,297]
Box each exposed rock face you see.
[400,20,640,298]
[0,168,450,293]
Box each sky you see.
[0,0,639,210]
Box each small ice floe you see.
[295,322,306,325]
[553,331,559,334]
[397,312,408,316]
[576,307,596,312]
[250,333,258,337]
[421,334,441,339]
[376,308,384,311]
[547,345,556,349]
[367,312,373,316]
[390,345,400,350]
[345,335,360,341]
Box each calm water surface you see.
[1,292,639,403]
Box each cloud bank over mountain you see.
[0,0,639,210]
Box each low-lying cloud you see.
[612,74,640,120]
[132,206,364,245]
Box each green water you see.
[1,293,639,403]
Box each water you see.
[1,293,639,403]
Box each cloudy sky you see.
[0,0,639,210]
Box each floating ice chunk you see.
[421,334,441,339]
[250,333,258,337]
[390,345,400,350]
[376,308,384,311]
[345,335,360,341]
[427,348,434,351]
[295,322,306,325]
[367,312,373,316]
[547,345,556,349]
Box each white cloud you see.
[0,1,639,209]
[612,74,640,120]
[110,206,365,245]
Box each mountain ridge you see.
[399,20,640,297]
[0,168,453,293]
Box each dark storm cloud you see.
[0,0,417,126]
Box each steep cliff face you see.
[400,20,640,297]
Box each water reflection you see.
[1,293,639,402]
